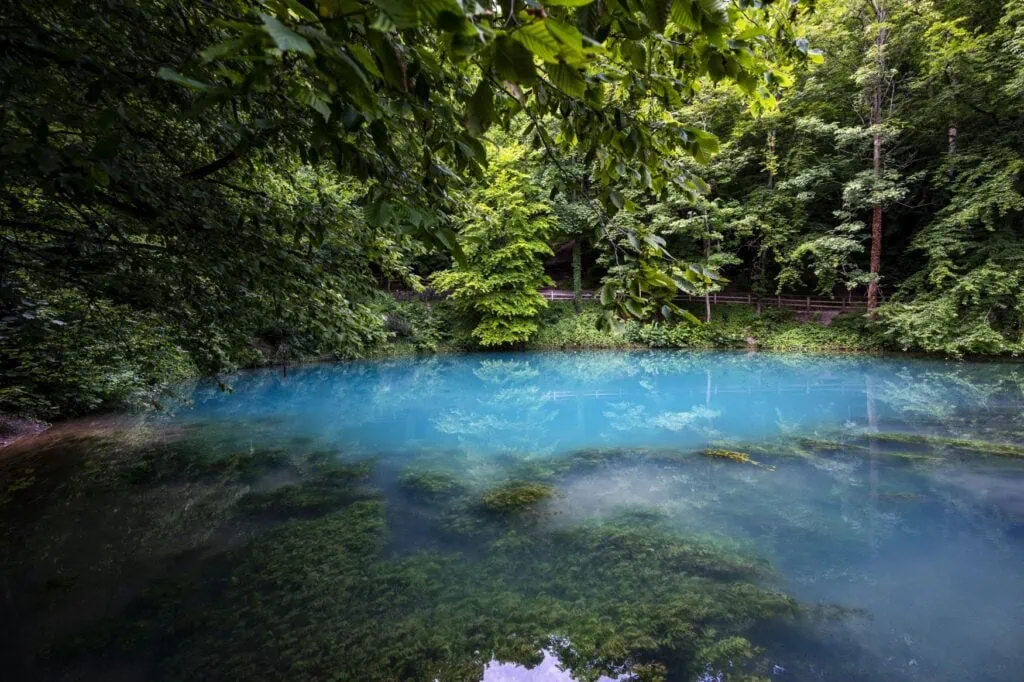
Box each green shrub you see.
[0,290,196,419]
[529,302,629,348]
[759,313,884,352]
[370,297,477,355]
[627,319,743,349]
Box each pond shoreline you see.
[0,415,48,449]
[6,345,1024,437]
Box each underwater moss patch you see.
[701,449,774,469]
[864,432,1024,459]
[794,437,864,453]
[87,505,797,682]
[7,434,847,682]
[237,481,371,518]
[869,491,927,502]
[480,481,556,513]
[398,469,464,497]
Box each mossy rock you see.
[480,481,556,513]
[398,469,464,497]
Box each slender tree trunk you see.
[866,0,887,318]
[947,124,957,179]
[704,234,712,323]
[572,238,582,312]
[947,71,958,179]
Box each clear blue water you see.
[3,351,1024,682]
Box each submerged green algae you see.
[480,480,557,513]
[701,448,775,470]
[860,432,1024,459]
[398,468,465,497]
[0,426,818,682]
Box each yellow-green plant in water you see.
[702,449,775,470]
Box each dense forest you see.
[1,0,1022,421]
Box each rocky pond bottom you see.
[2,351,1024,682]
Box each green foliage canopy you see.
[432,145,555,346]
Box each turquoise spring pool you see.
[2,350,1023,681]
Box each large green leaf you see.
[512,21,561,63]
[259,13,314,56]
[295,87,331,121]
[600,281,616,306]
[157,67,216,91]
[284,0,321,23]
[494,37,537,84]
[367,31,407,91]
[547,63,586,98]
[199,38,247,62]
[346,43,383,79]
[679,308,702,324]
[624,297,646,317]
[466,80,495,137]
[644,0,672,33]
[670,0,700,32]
[369,0,420,29]
[545,20,587,57]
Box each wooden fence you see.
[539,289,866,312]
[392,288,865,313]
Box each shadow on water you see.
[2,351,1024,681]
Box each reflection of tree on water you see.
[473,358,541,384]
[603,402,722,441]
[188,362,396,427]
[434,358,558,457]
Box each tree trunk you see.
[947,124,957,179]
[866,0,887,319]
[868,200,882,315]
[704,234,712,323]
[572,239,582,312]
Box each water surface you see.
[2,351,1023,681]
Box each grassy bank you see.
[374,298,886,356]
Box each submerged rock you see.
[481,481,556,513]
[399,468,465,497]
